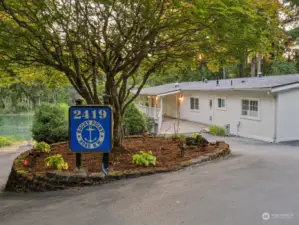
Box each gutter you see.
[183,88,272,92]
[156,89,181,97]
[271,82,299,93]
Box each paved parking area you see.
[160,117,206,135]
[1,136,299,225]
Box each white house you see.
[135,74,299,143]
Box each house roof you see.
[137,74,299,96]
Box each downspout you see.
[274,95,277,142]
[269,91,278,142]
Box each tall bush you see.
[32,103,68,144]
[0,136,14,147]
[209,125,226,136]
[123,104,147,135]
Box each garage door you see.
[276,88,299,142]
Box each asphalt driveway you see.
[0,143,31,191]
[1,136,299,225]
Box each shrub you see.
[123,104,147,135]
[45,154,68,171]
[209,125,226,136]
[191,132,201,138]
[34,141,51,153]
[0,136,14,147]
[145,116,155,133]
[32,103,68,144]
[172,133,186,140]
[16,170,27,176]
[132,151,157,166]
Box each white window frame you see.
[190,97,200,111]
[216,97,226,110]
[240,98,261,120]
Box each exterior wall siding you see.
[176,90,276,142]
[276,88,299,142]
[162,94,178,118]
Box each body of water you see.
[0,114,33,140]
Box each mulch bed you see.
[19,137,222,178]
[110,136,215,171]
[6,137,230,192]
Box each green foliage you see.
[0,136,14,147]
[288,27,299,39]
[16,170,27,176]
[0,83,71,114]
[209,125,226,136]
[45,154,68,171]
[145,116,155,133]
[34,141,51,153]
[284,0,299,41]
[123,104,147,135]
[32,103,68,144]
[148,65,219,85]
[132,151,156,167]
[58,103,69,120]
[191,133,201,139]
[267,59,298,75]
[172,133,186,140]
[11,136,24,141]
[0,0,284,146]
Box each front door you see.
[162,94,178,118]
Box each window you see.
[190,97,199,110]
[217,98,226,109]
[242,99,259,118]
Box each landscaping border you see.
[5,141,231,192]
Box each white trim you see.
[216,97,227,110]
[271,83,299,93]
[240,98,261,121]
[157,90,181,97]
[276,137,299,143]
[236,133,274,143]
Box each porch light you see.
[179,96,184,102]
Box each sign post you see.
[69,106,112,168]
[75,99,83,169]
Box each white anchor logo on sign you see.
[85,126,97,143]
[76,120,105,149]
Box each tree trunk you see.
[257,53,262,76]
[113,111,123,148]
[238,63,244,77]
[251,57,256,77]
[222,67,227,79]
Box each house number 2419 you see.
[73,110,107,120]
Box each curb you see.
[5,146,231,192]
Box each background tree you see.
[148,0,284,83]
[0,0,283,147]
[0,65,72,113]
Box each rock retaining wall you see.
[5,141,231,192]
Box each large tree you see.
[0,0,282,147]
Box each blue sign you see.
[69,106,112,152]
